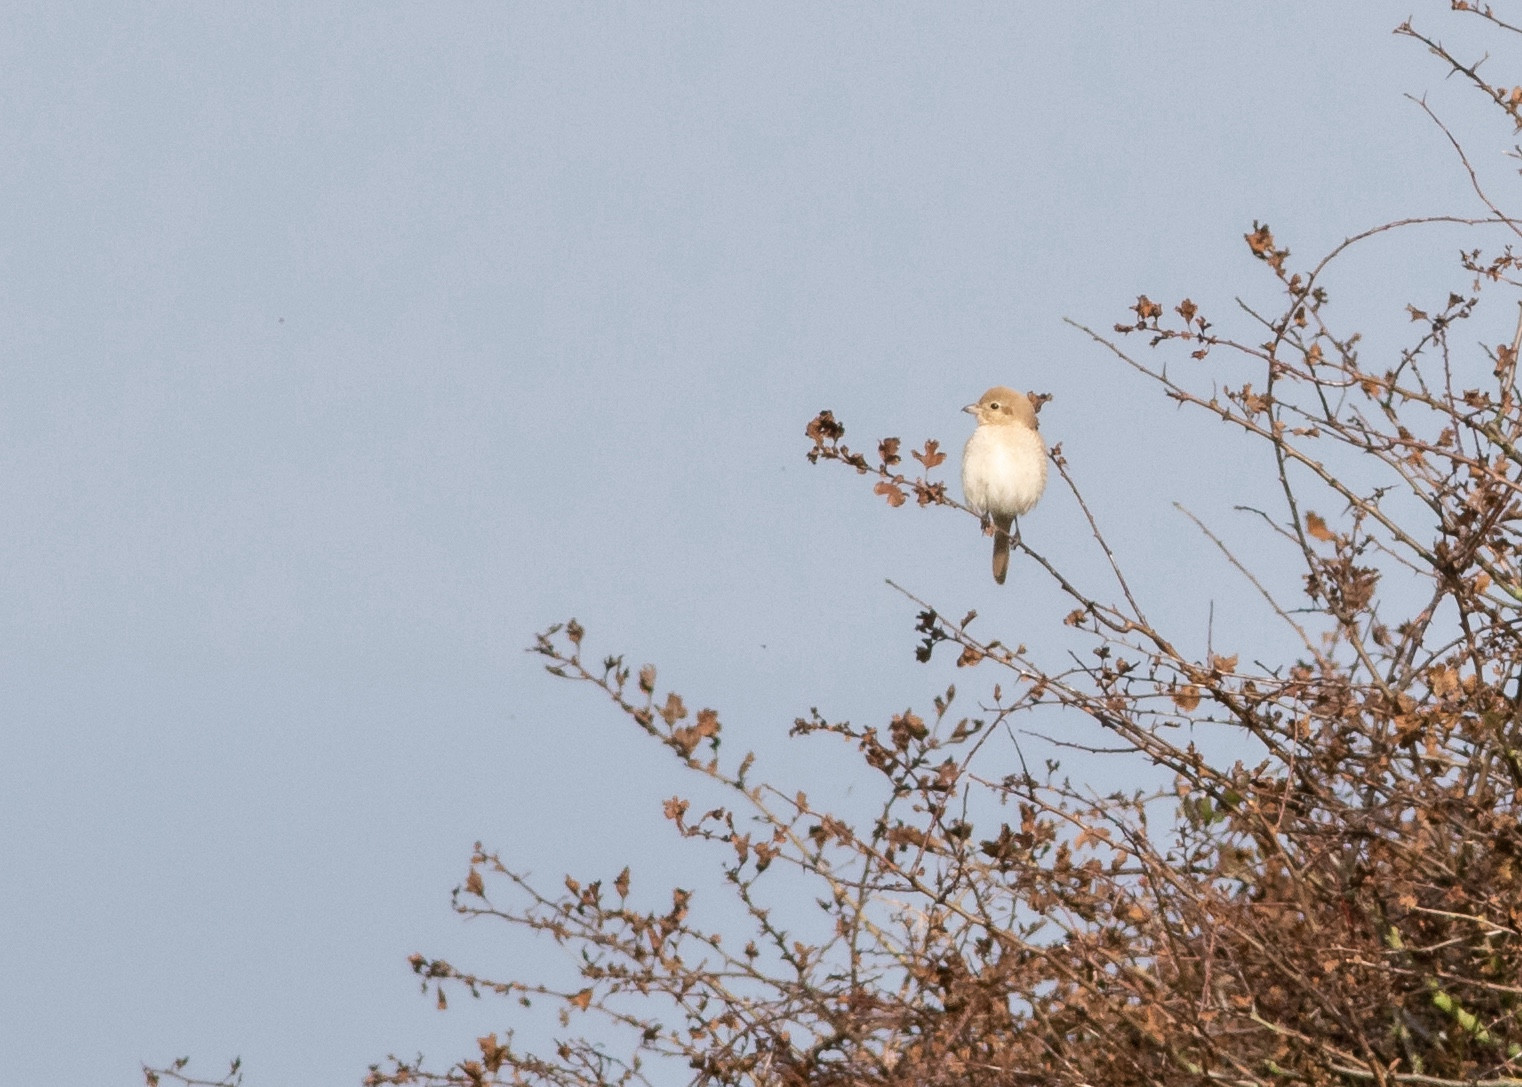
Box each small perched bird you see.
[961,385,1047,584]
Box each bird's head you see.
[964,386,1038,429]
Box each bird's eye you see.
[988,401,1000,409]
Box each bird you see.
[961,385,1047,584]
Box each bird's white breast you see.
[962,426,1047,517]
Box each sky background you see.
[4,4,1519,1085]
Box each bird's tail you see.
[991,514,1014,585]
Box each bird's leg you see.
[1010,517,1022,549]
[980,512,993,535]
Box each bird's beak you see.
[962,404,978,415]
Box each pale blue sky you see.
[2,4,1510,1085]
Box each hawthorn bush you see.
[151,7,1522,1087]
